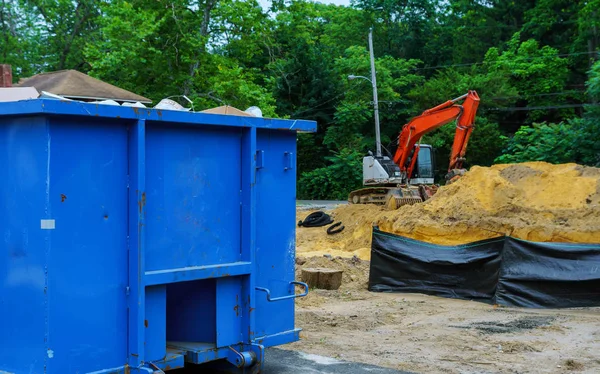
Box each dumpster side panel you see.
[0,117,49,374]
[254,130,297,341]
[44,119,129,372]
[145,124,243,271]
[0,101,316,373]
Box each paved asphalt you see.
[296,200,348,210]
[262,348,409,374]
[185,348,409,373]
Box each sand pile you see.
[296,162,600,260]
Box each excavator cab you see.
[362,144,435,186]
[408,145,435,185]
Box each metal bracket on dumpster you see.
[255,281,308,302]
[226,346,256,368]
[148,362,166,374]
[239,343,265,374]
[283,151,294,171]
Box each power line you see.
[289,87,594,118]
[487,103,600,111]
[290,82,374,118]
[294,94,593,118]
[411,51,598,71]
[289,92,346,117]
[490,90,586,100]
[434,24,520,29]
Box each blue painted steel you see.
[144,261,252,286]
[166,341,264,369]
[128,118,146,368]
[0,99,316,373]
[253,130,300,340]
[145,285,167,361]
[255,281,309,302]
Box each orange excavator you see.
[348,90,480,208]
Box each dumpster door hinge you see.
[126,286,130,296]
[226,346,256,369]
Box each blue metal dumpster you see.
[0,99,316,374]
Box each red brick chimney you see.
[0,64,13,87]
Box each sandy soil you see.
[287,257,600,374]
[296,162,600,261]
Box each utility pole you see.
[368,28,382,158]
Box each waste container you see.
[0,99,316,373]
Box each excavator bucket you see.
[446,168,467,184]
[418,184,439,201]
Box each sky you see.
[258,0,351,10]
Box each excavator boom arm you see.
[449,91,480,170]
[392,91,480,179]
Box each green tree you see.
[333,45,423,153]
[85,1,165,99]
[494,122,577,164]
[23,0,101,71]
[352,0,438,60]
[483,33,573,123]
[575,60,600,166]
[522,0,583,52]
[85,0,276,112]
[297,147,363,200]
[0,1,44,79]
[577,0,600,61]
[495,59,600,166]
[407,67,517,115]
[424,0,534,66]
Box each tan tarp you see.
[0,87,39,102]
[201,105,254,117]
[17,70,151,103]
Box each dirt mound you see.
[296,162,600,260]
[381,162,600,244]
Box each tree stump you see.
[301,268,344,290]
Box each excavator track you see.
[348,186,424,208]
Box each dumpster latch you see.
[255,281,308,302]
[255,150,264,169]
[283,152,294,171]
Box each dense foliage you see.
[1,0,598,198]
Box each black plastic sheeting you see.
[369,230,505,301]
[369,228,600,308]
[496,238,600,308]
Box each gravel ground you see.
[287,289,600,374]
